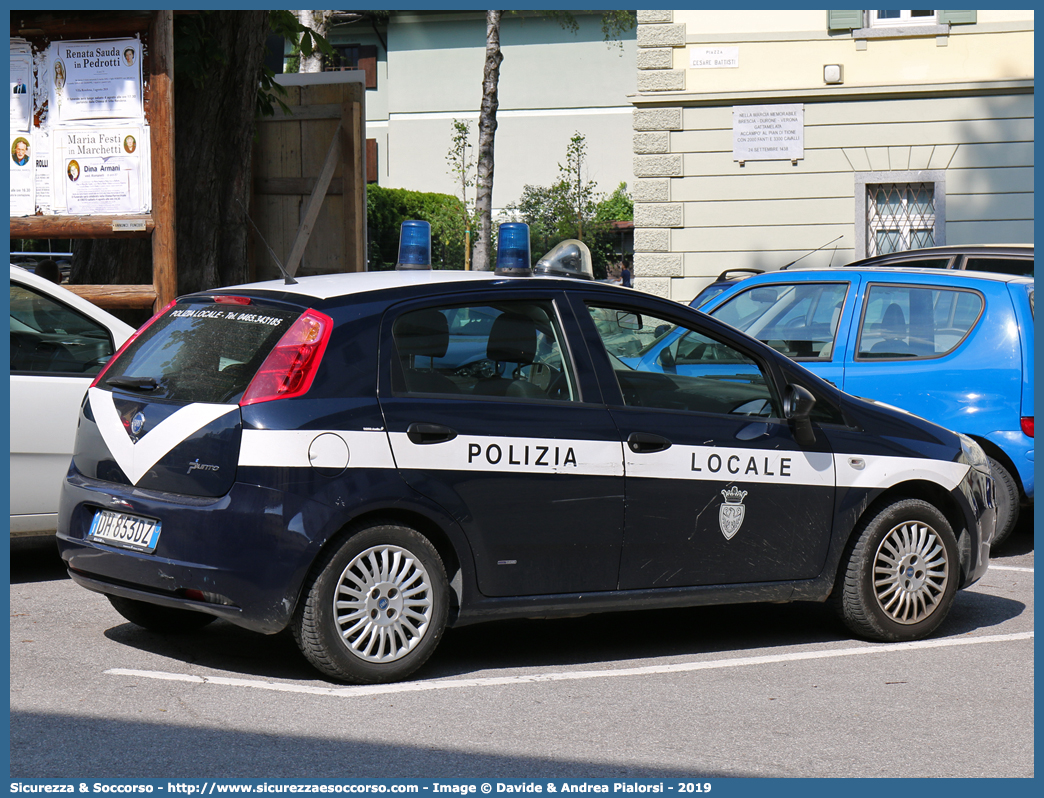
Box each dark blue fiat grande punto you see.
[57,223,995,684]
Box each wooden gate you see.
[251,72,367,280]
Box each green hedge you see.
[367,185,470,270]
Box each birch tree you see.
[471,11,503,271]
[471,10,636,270]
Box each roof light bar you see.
[495,222,532,276]
[396,220,432,270]
[534,239,594,280]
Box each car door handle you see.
[627,432,672,454]
[406,423,458,445]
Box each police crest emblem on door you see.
[719,487,748,540]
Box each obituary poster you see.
[10,131,35,216]
[32,130,53,214]
[54,125,145,214]
[50,37,143,122]
[10,53,32,132]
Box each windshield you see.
[710,282,849,361]
[102,301,302,403]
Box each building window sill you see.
[853,24,949,39]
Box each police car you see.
[56,223,995,684]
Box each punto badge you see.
[719,487,748,540]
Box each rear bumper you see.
[56,471,331,634]
[985,430,1034,502]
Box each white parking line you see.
[106,631,1034,698]
[989,565,1034,573]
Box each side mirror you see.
[658,345,676,371]
[616,311,642,331]
[784,383,817,447]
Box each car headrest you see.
[487,313,537,364]
[395,309,450,359]
[881,303,907,336]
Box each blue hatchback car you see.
[697,268,1033,545]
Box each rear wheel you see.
[293,523,449,684]
[834,498,959,642]
[107,595,216,633]
[987,457,1020,548]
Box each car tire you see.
[833,498,959,642]
[107,595,216,633]
[987,457,1020,548]
[292,523,449,684]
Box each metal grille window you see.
[867,183,936,256]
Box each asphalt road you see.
[9,517,1034,779]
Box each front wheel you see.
[834,498,959,642]
[293,524,449,684]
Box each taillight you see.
[240,309,333,405]
[213,295,252,305]
[1021,417,1034,438]
[89,299,177,389]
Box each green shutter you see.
[938,10,978,25]
[827,10,864,31]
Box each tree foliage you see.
[445,119,479,267]
[558,132,598,242]
[543,10,637,50]
[504,131,633,280]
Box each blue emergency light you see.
[494,222,532,276]
[396,220,432,270]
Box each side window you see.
[856,284,983,359]
[391,301,577,402]
[709,282,849,361]
[587,304,780,418]
[964,257,1033,276]
[9,283,116,375]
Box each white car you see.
[10,265,135,539]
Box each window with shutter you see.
[827,10,865,30]
[937,10,977,24]
[327,43,378,89]
[828,9,976,33]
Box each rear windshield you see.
[102,302,301,404]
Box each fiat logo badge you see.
[130,411,146,435]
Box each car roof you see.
[707,265,1034,287]
[210,269,621,302]
[840,244,1033,268]
[9,264,136,335]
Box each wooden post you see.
[149,10,177,311]
[341,84,366,272]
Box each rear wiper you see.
[107,376,158,391]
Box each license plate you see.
[88,510,161,553]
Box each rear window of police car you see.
[101,303,301,403]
